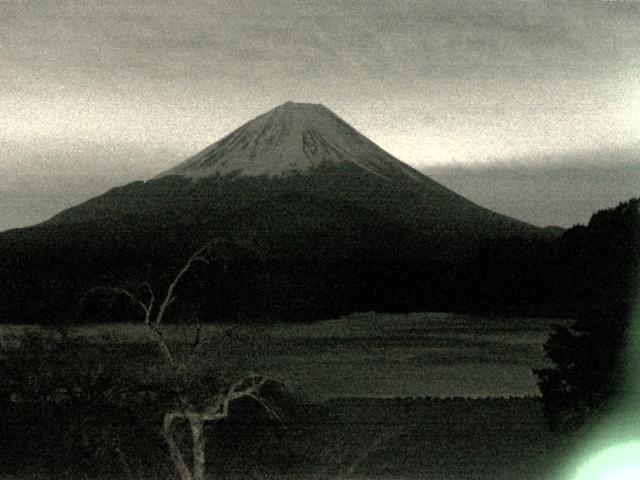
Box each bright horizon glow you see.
[2,71,638,170]
[2,1,639,170]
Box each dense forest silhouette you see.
[534,198,639,432]
[0,197,636,325]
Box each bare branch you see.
[149,324,174,363]
[164,373,285,480]
[139,282,155,325]
[202,394,228,421]
[245,393,281,420]
[223,375,284,419]
[153,243,212,327]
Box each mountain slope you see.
[158,101,426,182]
[48,102,539,253]
[0,102,553,323]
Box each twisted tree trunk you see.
[161,376,280,480]
[85,242,278,480]
[163,413,194,480]
[189,414,206,480]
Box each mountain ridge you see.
[158,101,426,183]
[42,101,545,260]
[0,101,557,323]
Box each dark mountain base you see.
[0,164,545,324]
[0,191,635,324]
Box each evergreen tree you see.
[536,199,639,431]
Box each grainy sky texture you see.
[1,0,639,230]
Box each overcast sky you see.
[1,0,639,230]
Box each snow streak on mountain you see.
[159,102,424,182]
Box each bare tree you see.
[81,240,284,480]
[163,374,282,480]
[80,241,224,361]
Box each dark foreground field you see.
[1,396,565,480]
[0,317,571,479]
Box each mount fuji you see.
[0,102,552,322]
[47,102,539,247]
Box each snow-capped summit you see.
[158,101,424,182]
